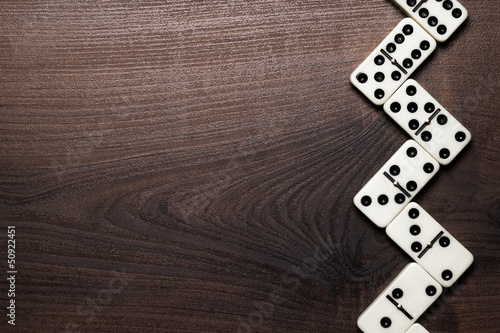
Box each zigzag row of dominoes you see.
[350,1,472,332]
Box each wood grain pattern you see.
[0,0,498,332]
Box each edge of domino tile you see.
[349,17,437,106]
[353,140,440,228]
[386,201,474,287]
[382,78,473,166]
[405,323,430,333]
[357,262,443,333]
[390,0,469,43]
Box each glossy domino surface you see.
[350,18,436,105]
[384,79,471,165]
[386,202,474,287]
[392,0,468,42]
[354,140,440,228]
[406,323,430,333]
[358,263,442,333]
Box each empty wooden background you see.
[1,0,498,332]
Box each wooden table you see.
[1,1,498,332]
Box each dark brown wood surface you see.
[1,1,498,332]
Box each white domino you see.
[357,263,442,333]
[386,202,474,287]
[384,79,471,165]
[406,323,430,333]
[350,18,436,105]
[391,0,468,43]
[354,140,440,228]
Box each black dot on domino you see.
[424,102,435,113]
[411,49,422,60]
[409,119,420,130]
[392,288,403,299]
[437,114,448,125]
[391,71,402,81]
[442,270,453,281]
[375,89,385,100]
[443,0,453,10]
[380,317,392,328]
[357,73,368,84]
[408,208,420,219]
[361,196,372,207]
[395,193,406,204]
[403,24,414,36]
[390,165,400,176]
[406,85,417,96]
[439,148,451,159]
[428,16,438,27]
[390,102,401,113]
[403,58,413,69]
[408,102,420,113]
[419,8,429,18]
[407,147,418,158]
[395,34,405,44]
[406,0,416,7]
[374,72,385,82]
[375,55,385,66]
[406,181,417,192]
[423,163,435,174]
[421,131,432,142]
[387,43,397,53]
[411,242,422,252]
[408,102,418,113]
[426,285,437,296]
[410,225,421,235]
[438,25,447,35]
[420,40,431,51]
[455,131,467,142]
[439,236,451,247]
[453,8,463,18]
[378,195,389,205]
